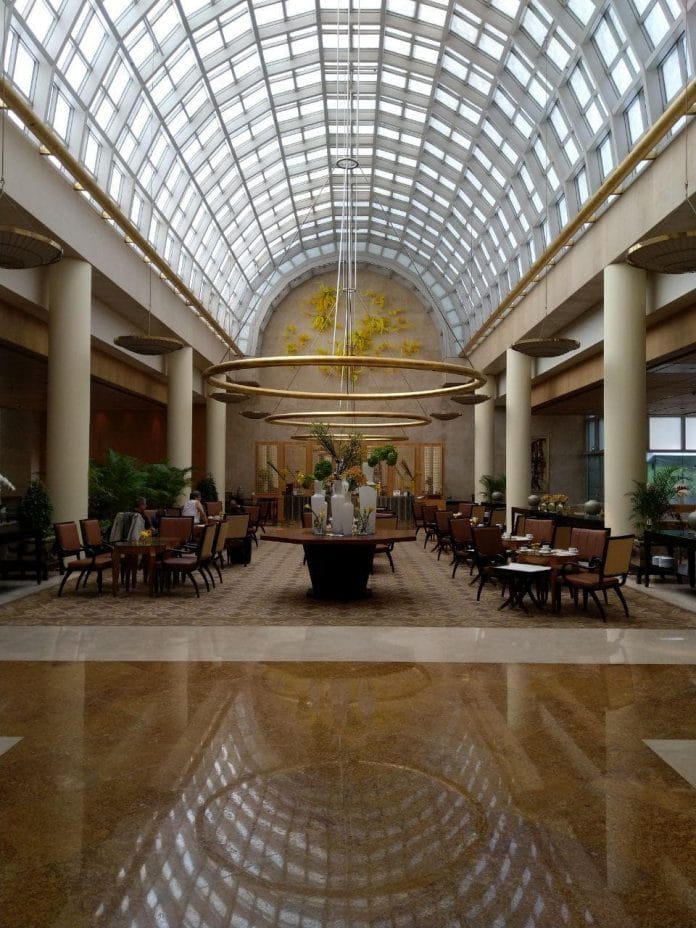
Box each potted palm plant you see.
[627,465,680,534]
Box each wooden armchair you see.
[54,521,112,596]
[450,517,474,578]
[374,513,398,572]
[564,534,634,621]
[470,526,509,600]
[156,522,217,597]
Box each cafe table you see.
[511,547,580,611]
[111,538,177,596]
[492,562,552,612]
[263,526,416,599]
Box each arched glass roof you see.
[4,0,691,354]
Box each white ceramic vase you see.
[311,481,328,534]
[357,484,377,533]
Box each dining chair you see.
[209,519,230,583]
[158,516,195,547]
[204,500,223,517]
[108,511,146,543]
[457,502,474,518]
[450,517,474,578]
[374,513,398,572]
[433,509,453,560]
[156,522,217,597]
[411,500,426,537]
[225,513,251,565]
[471,504,486,523]
[564,534,635,621]
[488,509,506,529]
[470,525,509,601]
[422,504,439,549]
[525,518,555,545]
[79,518,112,555]
[54,521,112,596]
[243,505,261,546]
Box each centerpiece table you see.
[263,526,416,599]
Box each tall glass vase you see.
[331,480,354,535]
[311,481,327,534]
[357,484,377,534]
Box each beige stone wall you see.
[225,269,482,500]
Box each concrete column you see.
[603,264,647,536]
[474,378,496,502]
[206,382,227,505]
[505,348,532,528]
[167,346,193,504]
[46,259,92,523]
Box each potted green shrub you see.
[196,473,218,503]
[479,473,506,502]
[627,465,680,534]
[18,478,53,538]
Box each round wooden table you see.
[263,527,416,598]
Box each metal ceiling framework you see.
[3,0,693,355]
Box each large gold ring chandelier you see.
[205,355,485,402]
[265,410,431,428]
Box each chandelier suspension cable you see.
[512,40,579,358]
[683,0,696,220]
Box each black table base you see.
[303,543,376,599]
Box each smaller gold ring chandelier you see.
[291,433,408,442]
[265,410,431,429]
[205,355,485,402]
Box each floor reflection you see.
[2,661,696,927]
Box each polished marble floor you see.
[2,577,696,927]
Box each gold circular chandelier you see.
[205,355,485,402]
[264,410,431,428]
[291,433,408,442]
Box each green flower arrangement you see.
[367,445,398,468]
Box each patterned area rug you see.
[0,534,694,629]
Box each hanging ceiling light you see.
[113,46,183,356]
[512,52,579,359]
[205,4,484,411]
[0,1,62,270]
[451,393,491,405]
[264,410,431,428]
[627,10,696,274]
[512,336,580,358]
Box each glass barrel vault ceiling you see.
[4,0,692,354]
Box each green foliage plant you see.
[196,472,219,503]
[312,458,333,483]
[89,449,191,522]
[627,464,680,533]
[479,473,506,502]
[143,461,191,510]
[18,478,53,537]
[309,423,364,478]
[367,445,398,468]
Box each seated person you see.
[181,490,207,524]
[133,497,157,530]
